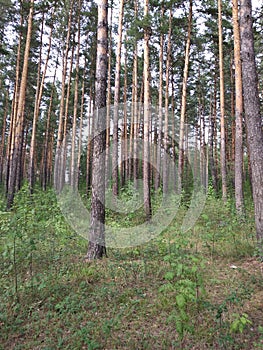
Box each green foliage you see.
[162,249,206,342]
[0,188,261,349]
[0,183,82,302]
[230,313,252,334]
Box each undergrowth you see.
[0,184,262,349]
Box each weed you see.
[0,190,261,349]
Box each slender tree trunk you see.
[15,103,26,192]
[209,88,217,193]
[86,55,96,194]
[230,57,236,173]
[218,0,227,201]
[121,43,128,188]
[213,73,219,192]
[77,62,86,188]
[56,46,72,191]
[86,89,94,194]
[131,0,138,185]
[28,10,53,193]
[47,131,54,186]
[70,0,82,189]
[54,0,73,193]
[153,116,158,187]
[105,0,113,187]
[86,0,108,260]
[5,12,23,195]
[21,124,28,184]
[199,98,206,189]
[155,6,164,192]
[171,71,177,191]
[112,0,124,196]
[41,77,56,190]
[199,71,207,189]
[163,8,172,196]
[28,12,44,193]
[7,0,34,208]
[240,0,263,254]
[143,0,152,220]
[232,0,245,216]
[178,0,192,193]
[0,88,8,184]
[86,101,92,193]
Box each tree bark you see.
[232,0,245,216]
[132,0,138,186]
[121,43,128,188]
[28,9,53,193]
[105,0,113,187]
[41,72,56,191]
[62,46,74,188]
[77,61,86,188]
[163,8,172,196]
[240,0,263,255]
[0,88,8,184]
[112,0,124,196]
[70,0,82,189]
[178,0,192,193]
[143,0,152,220]
[86,0,108,260]
[218,0,228,202]
[209,85,218,193]
[5,10,23,196]
[86,56,96,194]
[54,0,73,193]
[155,4,164,191]
[7,0,34,208]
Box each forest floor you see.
[0,187,263,349]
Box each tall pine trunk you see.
[112,0,124,196]
[41,72,56,191]
[54,0,73,193]
[70,0,82,189]
[77,61,86,188]
[155,4,164,191]
[131,0,138,186]
[218,0,227,201]
[86,0,108,260]
[232,0,245,216]
[0,88,8,184]
[105,0,113,187]
[7,0,34,208]
[143,0,152,220]
[163,8,172,196]
[28,10,53,193]
[240,0,263,255]
[121,44,128,188]
[178,0,192,192]
[5,12,23,196]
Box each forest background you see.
[0,0,263,348]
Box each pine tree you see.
[7,0,35,208]
[232,0,244,216]
[143,0,152,220]
[86,0,108,260]
[240,0,263,256]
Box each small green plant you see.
[230,313,252,334]
[160,234,206,344]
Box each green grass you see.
[0,186,263,349]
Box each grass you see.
[0,187,263,349]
